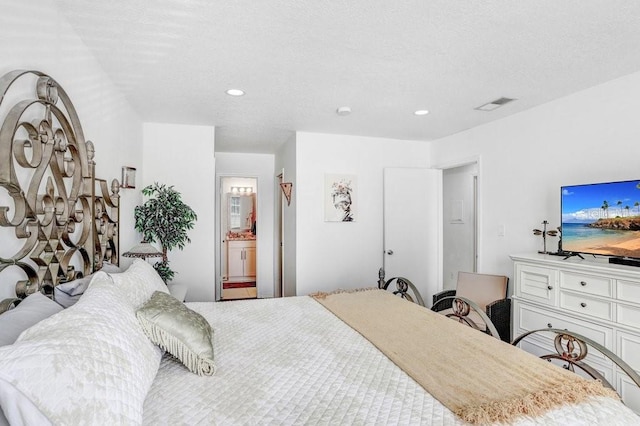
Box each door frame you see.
[432,155,482,277]
[275,170,284,298]
[215,174,259,301]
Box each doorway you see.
[220,176,258,300]
[441,162,478,291]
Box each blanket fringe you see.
[138,317,216,377]
[456,378,619,424]
[309,287,379,300]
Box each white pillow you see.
[55,262,123,298]
[109,259,169,308]
[55,275,92,297]
[101,262,122,274]
[0,293,62,347]
[0,264,164,425]
[53,263,129,309]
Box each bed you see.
[1,268,639,425]
[1,70,639,425]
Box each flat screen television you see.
[561,179,640,262]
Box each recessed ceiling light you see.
[226,89,245,97]
[336,106,351,116]
[414,110,430,116]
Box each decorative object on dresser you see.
[432,272,511,342]
[532,220,559,254]
[0,70,120,302]
[134,182,197,283]
[511,252,640,413]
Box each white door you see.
[383,167,442,307]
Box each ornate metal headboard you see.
[0,70,119,301]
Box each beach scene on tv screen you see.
[561,180,640,259]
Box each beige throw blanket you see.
[311,289,617,424]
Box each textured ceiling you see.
[55,0,640,153]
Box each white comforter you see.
[142,296,639,425]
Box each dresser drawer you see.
[515,263,557,306]
[560,271,613,297]
[559,291,613,321]
[617,280,640,304]
[514,301,613,363]
[618,303,640,328]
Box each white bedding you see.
[143,296,639,425]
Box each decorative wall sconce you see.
[280,182,293,206]
[230,186,253,194]
[121,166,136,189]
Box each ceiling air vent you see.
[475,97,516,112]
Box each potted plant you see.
[134,183,197,283]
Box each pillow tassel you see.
[138,316,216,376]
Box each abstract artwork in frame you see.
[324,174,356,222]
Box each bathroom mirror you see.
[227,193,255,232]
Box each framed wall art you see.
[324,174,356,222]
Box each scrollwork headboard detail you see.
[0,70,119,302]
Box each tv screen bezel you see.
[560,179,640,261]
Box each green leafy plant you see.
[134,183,197,283]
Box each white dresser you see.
[511,253,640,412]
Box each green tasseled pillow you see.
[136,291,216,376]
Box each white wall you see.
[295,132,431,295]
[0,0,143,298]
[275,134,297,296]
[142,123,215,302]
[431,70,640,284]
[215,153,275,298]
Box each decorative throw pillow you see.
[137,291,216,376]
[0,271,162,425]
[0,292,62,346]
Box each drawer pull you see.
[580,302,587,308]
[547,285,553,290]
[547,323,553,328]
[580,281,587,286]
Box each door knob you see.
[386,250,394,255]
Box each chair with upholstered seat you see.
[431,272,510,342]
